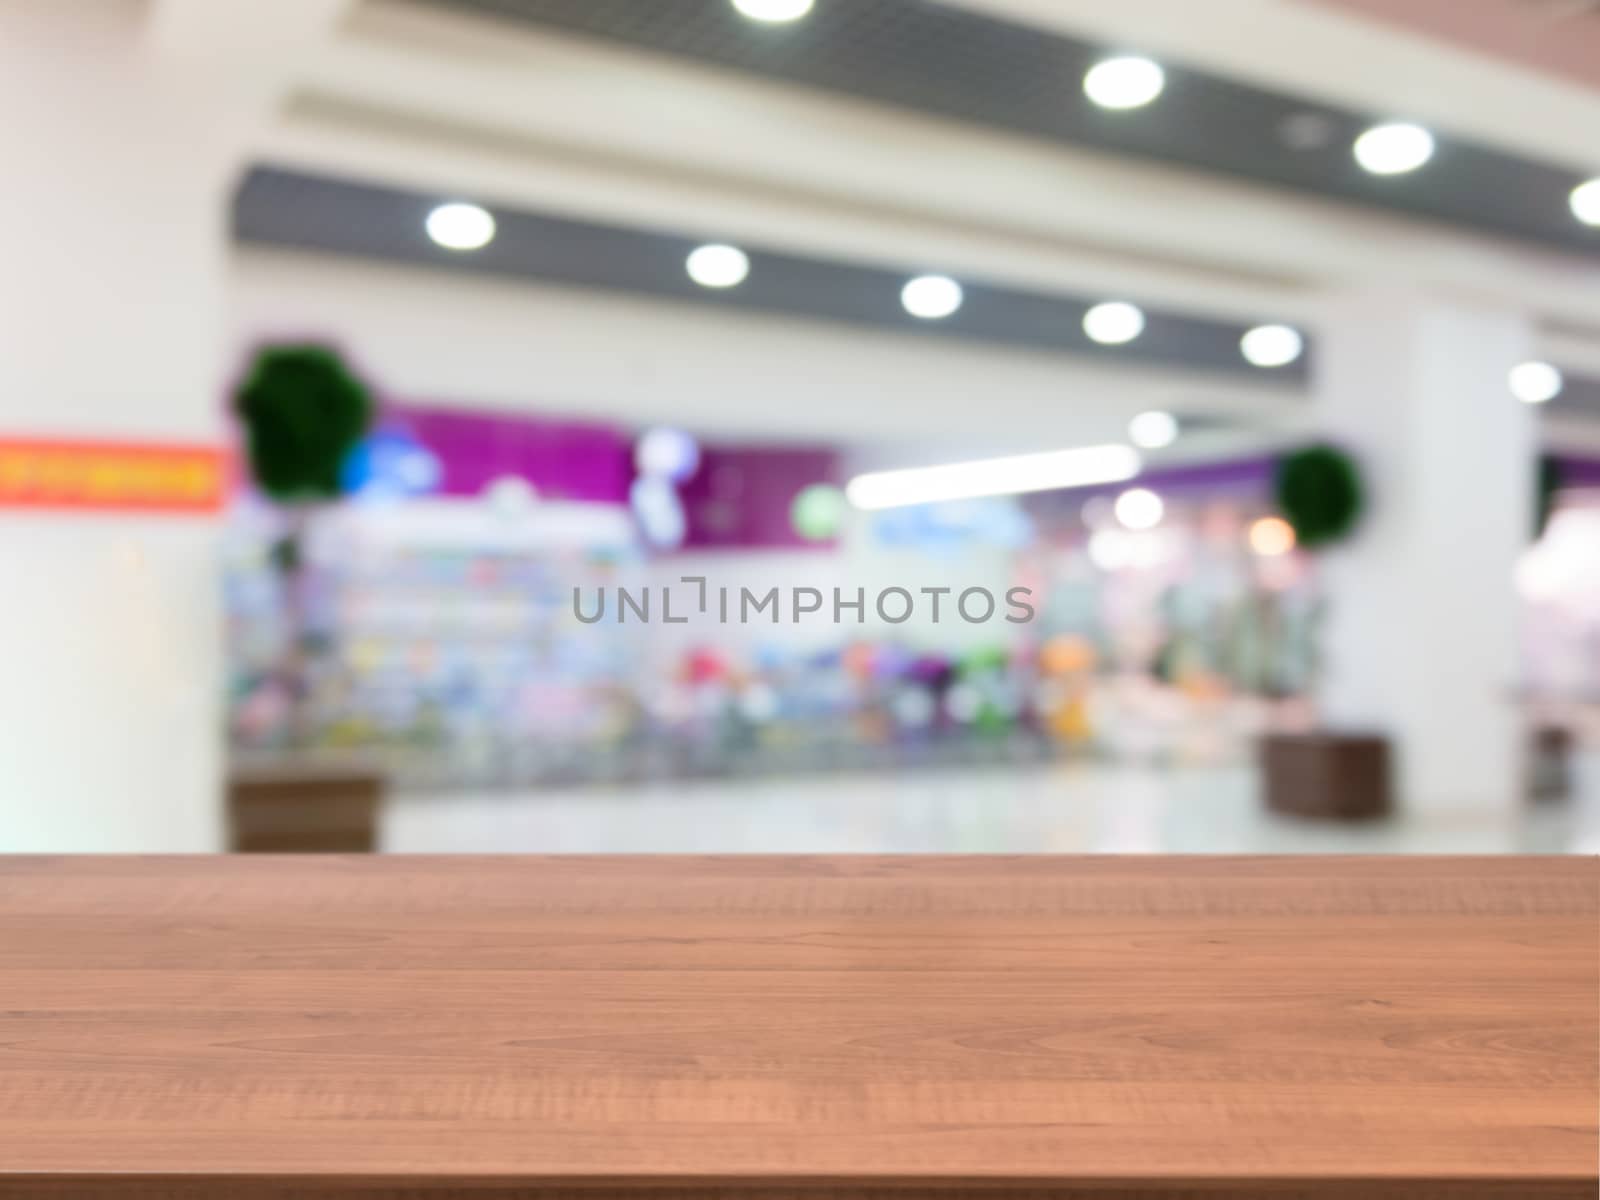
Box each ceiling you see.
[233,165,1307,382]
[233,164,1600,425]
[219,0,1600,443]
[416,0,1600,257]
[1306,0,1600,92]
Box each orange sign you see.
[0,438,226,513]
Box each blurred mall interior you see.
[3,0,1600,854]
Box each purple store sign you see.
[678,446,839,551]
[387,405,632,504]
[385,406,840,550]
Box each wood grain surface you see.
[0,855,1593,1199]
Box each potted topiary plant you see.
[1258,443,1390,820]
[1274,442,1364,549]
[229,344,380,851]
[233,344,374,728]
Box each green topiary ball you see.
[1535,454,1563,541]
[1274,443,1365,548]
[234,345,375,502]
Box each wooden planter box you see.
[1259,731,1392,820]
[1529,724,1572,801]
[227,765,384,853]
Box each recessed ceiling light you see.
[1571,178,1600,227]
[1083,56,1165,110]
[901,274,963,320]
[1509,361,1562,405]
[1083,301,1145,345]
[1353,122,1434,175]
[685,243,749,288]
[425,202,495,251]
[1114,487,1164,530]
[1128,410,1178,449]
[846,444,1140,509]
[1240,324,1304,368]
[731,0,813,22]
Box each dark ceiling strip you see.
[1551,374,1600,420]
[233,165,1311,383]
[419,0,1600,258]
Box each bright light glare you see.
[1353,122,1434,175]
[686,243,749,288]
[1088,528,1170,570]
[1128,410,1178,449]
[1517,508,1600,613]
[635,427,702,481]
[425,202,495,250]
[1088,529,1131,571]
[1083,56,1165,110]
[1083,301,1145,345]
[1249,515,1296,557]
[1240,324,1303,368]
[901,274,963,320]
[846,444,1141,510]
[1114,487,1164,530]
[731,0,813,21]
[1572,179,1600,227]
[1509,361,1563,405]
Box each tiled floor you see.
[385,762,1599,854]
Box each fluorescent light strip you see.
[846,444,1141,510]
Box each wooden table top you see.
[0,855,1594,1199]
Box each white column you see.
[1315,290,1536,822]
[0,2,350,850]
[0,2,237,850]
